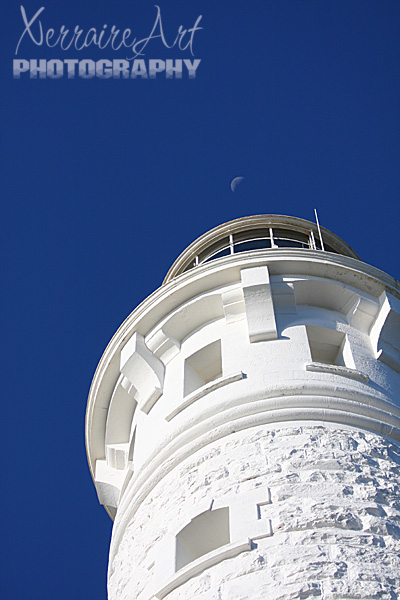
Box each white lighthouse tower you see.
[86,215,400,600]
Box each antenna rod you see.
[314,208,325,251]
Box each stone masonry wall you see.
[109,423,400,600]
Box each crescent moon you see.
[231,176,244,192]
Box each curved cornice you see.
[86,249,399,490]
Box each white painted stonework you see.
[86,216,400,599]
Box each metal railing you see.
[185,228,321,271]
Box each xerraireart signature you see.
[14,5,203,79]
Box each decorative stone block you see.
[241,266,277,342]
[370,291,400,372]
[120,332,165,414]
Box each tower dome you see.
[164,214,359,281]
[86,214,400,600]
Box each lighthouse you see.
[86,215,400,599]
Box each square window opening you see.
[306,326,353,367]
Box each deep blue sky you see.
[1,1,399,598]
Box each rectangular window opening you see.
[176,507,230,571]
[184,340,222,396]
